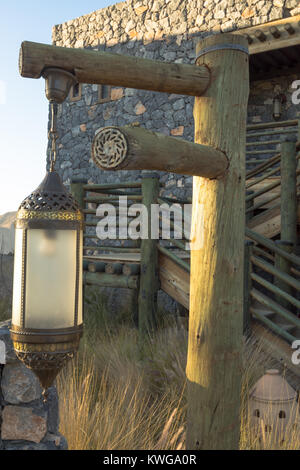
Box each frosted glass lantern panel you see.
[25,229,77,329]
[12,228,25,327]
[77,230,83,326]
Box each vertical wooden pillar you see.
[138,173,159,338]
[280,136,297,247]
[70,177,87,210]
[244,240,254,334]
[186,34,249,450]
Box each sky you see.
[0,0,115,215]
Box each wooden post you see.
[244,241,254,335]
[186,34,249,450]
[19,41,211,97]
[280,136,297,247]
[274,240,294,311]
[92,125,228,178]
[138,173,160,337]
[70,177,87,210]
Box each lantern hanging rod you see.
[92,125,228,178]
[19,40,211,97]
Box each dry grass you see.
[57,293,299,450]
[57,329,186,450]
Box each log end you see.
[19,41,42,78]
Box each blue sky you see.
[0,0,115,214]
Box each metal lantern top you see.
[16,171,83,229]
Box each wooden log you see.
[84,182,142,191]
[250,288,300,329]
[84,195,142,203]
[186,34,249,450]
[251,272,300,311]
[91,126,228,178]
[105,262,123,275]
[87,261,106,273]
[122,263,140,276]
[84,271,138,289]
[255,30,267,42]
[284,23,295,35]
[83,245,140,253]
[138,174,160,337]
[246,165,281,189]
[246,154,281,180]
[250,306,296,344]
[251,253,300,291]
[19,41,211,97]
[280,136,297,247]
[270,26,281,39]
[244,241,253,335]
[70,177,87,209]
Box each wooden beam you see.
[91,125,228,178]
[235,15,300,55]
[186,33,249,450]
[19,40,211,97]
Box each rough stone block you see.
[1,406,47,443]
[0,340,5,364]
[171,126,184,136]
[111,88,124,101]
[0,321,17,364]
[1,363,41,404]
[135,101,146,115]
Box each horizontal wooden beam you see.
[92,126,228,178]
[19,40,211,97]
[83,271,138,289]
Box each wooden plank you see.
[19,41,211,97]
[158,250,190,309]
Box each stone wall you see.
[51,0,300,195]
[0,321,67,450]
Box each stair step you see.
[251,308,275,319]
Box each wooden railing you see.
[246,119,298,168]
[245,228,300,343]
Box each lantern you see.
[10,68,82,398]
[249,369,299,445]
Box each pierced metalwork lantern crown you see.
[10,171,84,394]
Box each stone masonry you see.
[50,0,300,198]
[0,321,67,450]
